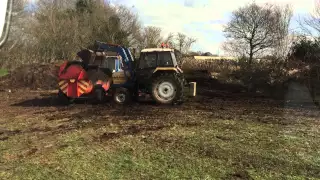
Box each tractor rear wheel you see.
[151,73,184,105]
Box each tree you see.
[288,37,320,105]
[141,26,163,48]
[288,37,320,66]
[25,0,142,61]
[137,26,175,49]
[223,3,292,65]
[175,33,196,54]
[176,33,186,52]
[272,5,293,60]
[299,1,320,37]
[76,0,94,13]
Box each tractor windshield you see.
[138,51,175,68]
[139,52,157,68]
[158,51,174,67]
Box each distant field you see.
[0,69,8,77]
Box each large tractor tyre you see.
[151,73,184,105]
[113,88,131,105]
[57,90,73,105]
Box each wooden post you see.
[189,82,196,97]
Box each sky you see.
[109,0,317,55]
[9,0,318,55]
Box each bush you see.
[181,57,239,81]
[287,37,320,105]
[0,63,59,90]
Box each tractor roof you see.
[141,48,174,52]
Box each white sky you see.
[123,0,317,54]
[0,0,8,38]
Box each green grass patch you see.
[2,118,320,180]
[0,69,8,77]
[1,100,320,180]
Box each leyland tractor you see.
[57,41,196,105]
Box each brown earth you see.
[0,63,60,91]
[0,75,319,179]
[0,84,318,151]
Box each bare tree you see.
[223,3,292,65]
[298,1,320,38]
[25,0,143,61]
[176,33,186,52]
[221,40,247,57]
[137,26,176,49]
[175,33,196,54]
[111,5,142,46]
[184,37,197,53]
[272,5,293,60]
[141,26,163,48]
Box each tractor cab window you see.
[158,51,173,66]
[104,57,116,70]
[139,52,157,68]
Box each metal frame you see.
[0,0,12,48]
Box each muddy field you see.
[0,74,320,179]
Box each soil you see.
[0,63,60,91]
[0,63,318,126]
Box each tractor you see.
[133,44,194,104]
[57,41,196,105]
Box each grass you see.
[0,91,320,179]
[0,69,8,77]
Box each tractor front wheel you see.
[113,88,131,105]
[151,73,183,105]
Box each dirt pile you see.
[0,63,60,90]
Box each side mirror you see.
[0,0,13,48]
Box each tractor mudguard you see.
[153,67,179,74]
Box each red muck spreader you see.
[57,41,128,103]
